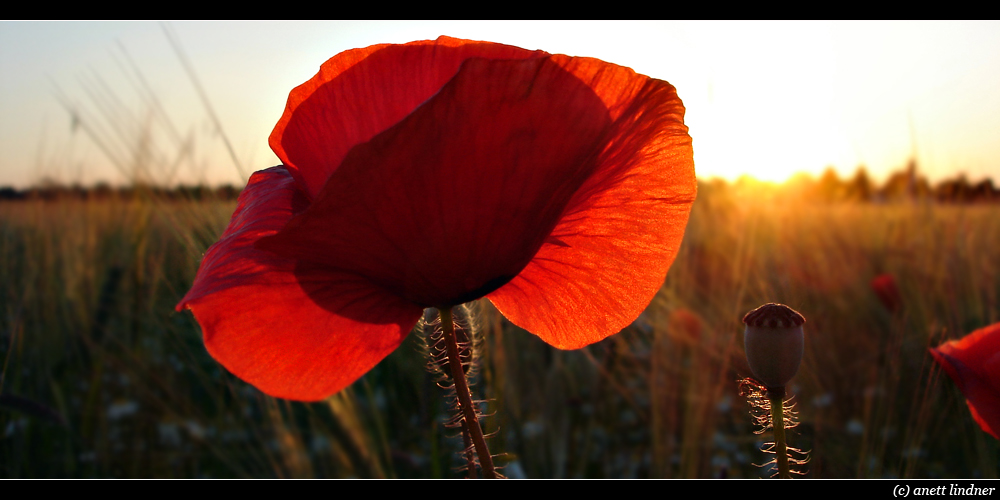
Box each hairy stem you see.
[440,307,496,478]
[461,425,478,479]
[769,390,790,479]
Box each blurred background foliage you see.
[2,177,998,478]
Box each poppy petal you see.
[930,322,1000,439]
[488,57,696,349]
[260,55,618,309]
[270,36,546,200]
[178,167,422,401]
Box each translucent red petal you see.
[488,56,696,348]
[930,322,1000,439]
[178,167,422,401]
[260,55,618,310]
[270,36,546,200]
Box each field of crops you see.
[2,180,998,478]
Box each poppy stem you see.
[768,389,791,479]
[440,307,497,478]
[461,425,478,479]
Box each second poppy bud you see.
[743,303,806,394]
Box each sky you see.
[1,20,998,189]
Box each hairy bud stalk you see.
[424,304,479,380]
[739,378,809,478]
[422,304,498,478]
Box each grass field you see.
[1,180,998,478]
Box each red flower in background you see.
[177,36,696,401]
[667,308,703,345]
[871,273,902,313]
[930,322,1000,439]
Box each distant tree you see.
[935,174,972,203]
[970,179,998,203]
[880,158,928,202]
[91,182,114,200]
[846,166,873,202]
[817,167,844,203]
[915,176,933,200]
[215,185,241,200]
[0,186,25,200]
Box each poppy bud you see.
[743,303,806,392]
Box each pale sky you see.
[1,21,998,189]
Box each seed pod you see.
[743,303,805,392]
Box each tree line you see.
[1,161,996,204]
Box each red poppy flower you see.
[667,308,703,345]
[929,322,1000,439]
[871,273,902,313]
[177,36,696,401]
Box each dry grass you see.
[1,181,998,478]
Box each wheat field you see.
[1,180,998,478]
